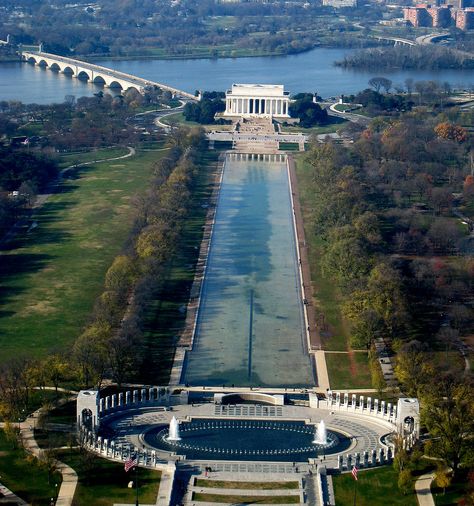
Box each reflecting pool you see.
[182,154,314,387]
[144,419,351,461]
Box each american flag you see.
[351,465,358,481]
[124,454,138,472]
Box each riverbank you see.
[64,40,375,63]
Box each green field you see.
[0,429,62,506]
[333,467,418,506]
[0,149,166,363]
[326,352,372,390]
[192,493,300,504]
[56,146,131,168]
[59,451,161,506]
[195,480,299,490]
[432,478,467,505]
[282,116,347,135]
[160,112,234,131]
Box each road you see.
[328,102,371,126]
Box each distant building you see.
[404,5,432,26]
[404,3,474,28]
[454,6,474,28]
[224,84,291,119]
[322,0,358,7]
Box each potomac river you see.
[1,47,474,103]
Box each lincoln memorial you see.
[224,84,291,119]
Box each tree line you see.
[72,127,207,388]
[336,45,474,70]
[303,108,474,481]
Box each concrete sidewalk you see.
[20,408,78,506]
[415,472,435,506]
[0,482,28,505]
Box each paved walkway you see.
[19,408,78,506]
[155,468,175,506]
[0,482,28,505]
[374,338,399,388]
[328,102,371,126]
[415,472,435,506]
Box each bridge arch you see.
[124,85,141,94]
[62,66,74,75]
[38,59,48,67]
[49,62,61,72]
[92,75,106,85]
[26,56,37,65]
[76,70,91,81]
[108,80,124,90]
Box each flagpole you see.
[135,464,139,506]
[353,475,357,506]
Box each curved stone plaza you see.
[101,402,391,469]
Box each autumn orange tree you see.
[434,122,468,143]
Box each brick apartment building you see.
[404,2,474,28]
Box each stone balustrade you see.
[80,428,172,469]
[96,387,185,421]
[309,391,397,423]
[337,446,393,471]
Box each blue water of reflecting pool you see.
[182,154,314,387]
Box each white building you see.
[322,0,357,7]
[224,83,291,119]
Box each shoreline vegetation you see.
[2,41,353,64]
[336,45,474,70]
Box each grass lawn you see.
[59,450,160,506]
[333,103,359,113]
[432,479,466,505]
[195,480,299,490]
[333,467,418,506]
[0,429,62,506]
[161,112,234,131]
[56,146,130,168]
[325,352,372,390]
[0,148,167,363]
[294,156,351,352]
[34,429,74,450]
[281,116,347,135]
[192,493,300,504]
[279,142,300,151]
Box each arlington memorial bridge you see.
[21,48,198,101]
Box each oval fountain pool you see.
[144,418,352,462]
